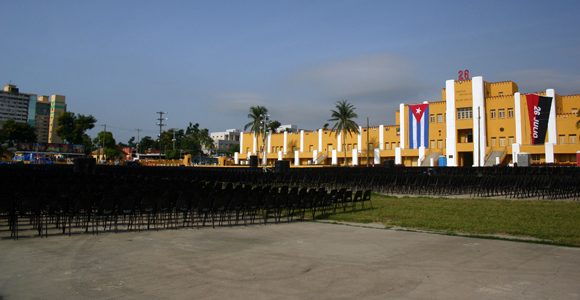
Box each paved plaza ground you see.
[1,221,580,299]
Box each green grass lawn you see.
[317,193,580,246]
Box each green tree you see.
[127,137,137,148]
[268,120,282,133]
[0,119,37,147]
[138,136,156,152]
[93,131,119,159]
[328,100,360,166]
[577,110,580,129]
[244,106,268,162]
[322,123,329,130]
[182,123,214,157]
[56,112,97,144]
[81,134,95,156]
[228,144,240,155]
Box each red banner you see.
[526,94,552,145]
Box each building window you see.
[292,146,296,152]
[430,140,435,148]
[572,108,578,114]
[246,147,250,153]
[490,109,496,119]
[437,114,443,122]
[559,135,566,144]
[570,135,577,144]
[353,143,357,149]
[347,144,352,151]
[491,137,497,147]
[368,143,373,150]
[437,140,444,148]
[532,154,541,162]
[309,145,313,152]
[385,143,390,150]
[457,107,472,120]
[572,154,578,163]
[560,154,568,162]
[508,136,515,145]
[508,108,514,118]
[430,114,435,123]
[391,142,396,149]
[499,109,505,119]
[499,137,506,147]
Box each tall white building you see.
[210,129,241,153]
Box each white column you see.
[318,129,323,152]
[472,76,486,167]
[418,146,425,166]
[512,143,520,164]
[545,143,554,163]
[514,92,522,145]
[283,131,288,155]
[337,131,342,152]
[374,148,380,165]
[357,126,362,150]
[547,89,557,144]
[331,149,337,165]
[300,130,304,153]
[445,79,457,167]
[395,147,402,165]
[294,150,300,165]
[267,132,271,153]
[253,134,257,154]
[352,149,358,166]
[399,103,406,149]
[240,132,244,154]
[313,150,318,165]
[379,125,384,150]
[234,152,239,164]
[278,151,283,161]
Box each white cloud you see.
[496,69,580,95]
[209,92,268,116]
[288,53,436,104]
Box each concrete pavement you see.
[1,222,579,299]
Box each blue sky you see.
[2,0,580,143]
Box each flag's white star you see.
[415,107,421,114]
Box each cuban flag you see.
[408,103,429,149]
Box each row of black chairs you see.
[4,163,578,199]
[1,178,372,239]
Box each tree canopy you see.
[0,119,37,147]
[328,100,359,166]
[244,106,269,138]
[93,131,120,158]
[56,112,97,144]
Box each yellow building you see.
[48,95,67,143]
[235,76,580,167]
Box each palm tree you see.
[577,110,580,129]
[244,106,268,163]
[328,100,360,166]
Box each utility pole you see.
[172,129,176,151]
[135,128,142,153]
[101,124,106,161]
[156,111,167,160]
[366,118,370,167]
